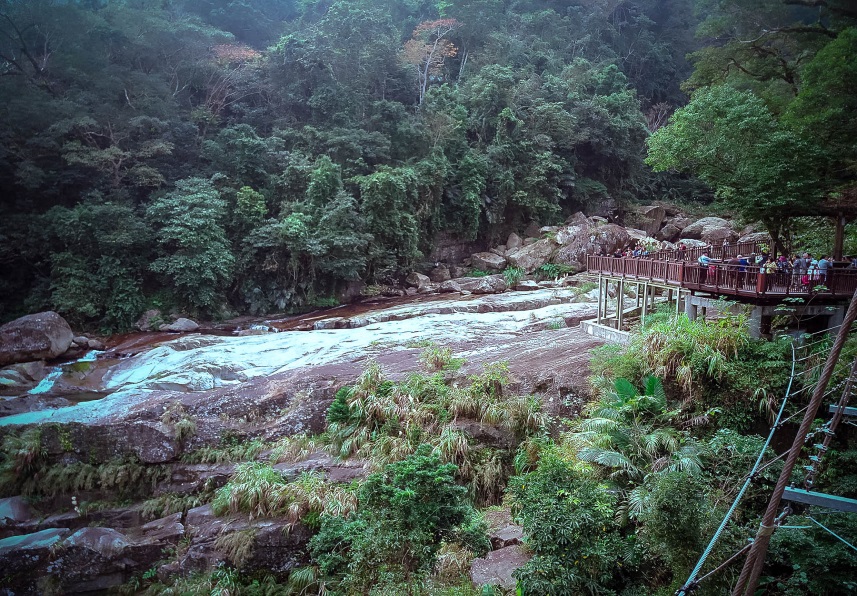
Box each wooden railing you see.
[652,240,765,263]
[587,256,857,299]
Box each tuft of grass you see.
[182,439,267,464]
[502,266,525,287]
[468,269,490,277]
[142,492,210,520]
[432,542,476,583]
[269,433,321,464]
[546,319,565,330]
[0,428,46,495]
[161,402,196,444]
[535,263,575,280]
[211,464,357,524]
[215,528,257,567]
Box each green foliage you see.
[211,463,357,523]
[310,445,486,593]
[535,263,575,280]
[147,177,234,315]
[419,343,465,372]
[326,360,545,504]
[647,85,821,240]
[591,307,791,430]
[0,0,707,325]
[768,513,857,595]
[509,450,624,595]
[502,267,524,287]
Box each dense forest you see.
[0,0,854,332]
[2,2,857,595]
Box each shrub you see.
[211,463,356,524]
[502,266,524,286]
[509,450,624,594]
[535,262,574,280]
[310,445,487,593]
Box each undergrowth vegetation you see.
[505,305,857,595]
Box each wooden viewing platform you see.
[586,256,857,303]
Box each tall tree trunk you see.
[833,212,845,260]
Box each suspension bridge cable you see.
[807,516,857,554]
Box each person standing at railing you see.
[738,254,748,287]
[777,254,790,287]
[698,251,711,284]
[764,256,778,290]
[818,255,831,287]
[794,254,808,290]
[727,254,740,288]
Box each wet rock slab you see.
[470,544,532,590]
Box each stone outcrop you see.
[455,275,508,294]
[405,272,431,290]
[429,266,451,283]
[470,545,531,590]
[681,217,737,244]
[0,520,181,594]
[471,252,507,271]
[159,318,200,333]
[633,204,666,236]
[0,311,74,366]
[506,238,556,272]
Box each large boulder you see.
[0,496,35,530]
[471,252,507,271]
[0,523,175,594]
[633,205,666,236]
[429,266,451,283]
[506,238,556,272]
[738,231,772,245]
[523,221,541,238]
[681,217,737,243]
[405,272,431,290]
[455,275,508,294]
[670,216,693,231]
[159,318,199,333]
[0,311,74,366]
[134,309,163,332]
[506,232,523,251]
[658,223,682,241]
[552,220,629,268]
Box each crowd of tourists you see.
[604,240,847,292]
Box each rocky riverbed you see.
[0,285,618,593]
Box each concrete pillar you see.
[641,282,649,321]
[617,280,625,329]
[684,296,697,321]
[748,307,763,339]
[596,276,603,324]
[828,305,846,334]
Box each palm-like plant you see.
[565,376,701,488]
